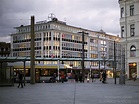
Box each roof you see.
[0,57,114,62]
[8,62,67,69]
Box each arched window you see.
[130,45,136,57]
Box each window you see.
[40,69,49,76]
[101,40,106,45]
[90,39,94,43]
[90,54,97,58]
[130,45,136,57]
[130,24,135,36]
[130,5,134,16]
[121,7,124,17]
[121,26,124,38]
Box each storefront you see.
[129,62,137,79]
[9,62,68,83]
[0,62,14,86]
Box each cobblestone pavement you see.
[0,78,139,104]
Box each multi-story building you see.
[0,42,11,85]
[0,42,10,57]
[10,15,122,78]
[119,0,139,79]
[0,42,11,69]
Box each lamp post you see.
[98,51,104,76]
[124,0,127,81]
[119,44,125,84]
[102,52,107,81]
[114,40,116,84]
[100,38,107,72]
[78,31,88,82]
[100,51,106,71]
[103,55,106,71]
[97,36,101,74]
[98,60,101,75]
[57,59,60,82]
[30,16,35,84]
[23,61,26,86]
[90,65,92,76]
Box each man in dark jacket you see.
[18,72,23,88]
[102,71,107,84]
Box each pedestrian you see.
[75,73,79,83]
[79,72,83,82]
[61,72,65,83]
[102,71,107,84]
[52,73,57,83]
[53,73,57,80]
[91,73,94,82]
[87,73,90,83]
[17,71,23,88]
[99,71,103,81]
[132,72,137,81]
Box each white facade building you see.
[10,16,122,77]
[119,0,139,79]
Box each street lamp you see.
[103,54,106,71]
[78,31,88,82]
[57,59,60,82]
[119,44,125,84]
[124,0,128,81]
[113,40,116,84]
[30,16,35,84]
[90,65,92,77]
[97,35,101,74]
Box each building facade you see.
[119,0,139,79]
[10,16,122,78]
[0,42,10,57]
[0,42,11,85]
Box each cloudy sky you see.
[0,0,120,43]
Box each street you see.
[0,78,139,104]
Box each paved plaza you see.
[0,78,139,104]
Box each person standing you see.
[61,72,65,83]
[17,71,23,88]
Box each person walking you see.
[132,72,137,81]
[53,73,57,82]
[87,73,90,83]
[17,71,23,88]
[91,72,94,82]
[102,71,107,84]
[75,73,79,83]
[99,71,103,81]
[79,72,83,82]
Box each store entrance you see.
[35,69,40,83]
[129,63,137,79]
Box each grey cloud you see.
[0,0,120,42]
[1,0,34,14]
